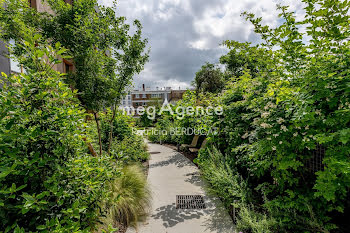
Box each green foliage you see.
[0,0,149,112]
[235,205,279,233]
[98,165,151,231]
[201,0,350,231]
[138,111,154,128]
[220,41,273,79]
[147,91,221,145]
[99,110,149,163]
[0,32,121,231]
[0,0,149,156]
[111,135,149,163]
[196,146,251,208]
[193,63,225,94]
[100,110,133,149]
[135,99,163,128]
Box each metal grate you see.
[306,144,325,173]
[176,195,206,209]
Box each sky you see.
[98,0,305,90]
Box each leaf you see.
[15,185,27,192]
[0,169,11,179]
[1,72,7,78]
[36,191,49,199]
[22,193,36,203]
[36,225,46,230]
[339,129,350,144]
[21,208,30,214]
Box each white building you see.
[119,92,132,108]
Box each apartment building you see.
[120,92,132,108]
[131,84,171,108]
[128,84,188,109]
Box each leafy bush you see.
[196,147,280,232]
[0,33,123,231]
[196,146,250,209]
[146,91,220,145]
[146,115,179,144]
[235,205,279,233]
[209,0,350,231]
[111,134,149,163]
[137,112,154,128]
[99,110,149,163]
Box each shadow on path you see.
[184,172,203,187]
[149,152,192,169]
[151,203,209,228]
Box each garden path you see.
[127,141,236,233]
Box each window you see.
[63,59,73,73]
[135,94,140,98]
[142,94,147,98]
[65,64,70,73]
[65,63,72,73]
[152,93,162,98]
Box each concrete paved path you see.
[127,142,236,233]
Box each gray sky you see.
[98,0,305,90]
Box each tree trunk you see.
[108,104,117,155]
[83,137,98,157]
[94,112,102,156]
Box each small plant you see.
[236,205,278,233]
[98,165,151,230]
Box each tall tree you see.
[193,63,225,94]
[219,41,273,79]
[0,0,149,155]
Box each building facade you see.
[121,84,187,111]
[120,92,132,108]
[0,3,10,80]
[169,90,186,104]
[131,85,172,108]
[0,40,10,76]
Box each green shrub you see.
[210,1,350,231]
[99,109,150,163]
[236,205,279,233]
[146,91,219,145]
[196,146,250,209]
[98,165,151,230]
[111,134,149,163]
[146,116,179,144]
[0,32,122,232]
[137,112,154,128]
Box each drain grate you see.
[149,152,161,154]
[176,195,206,209]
